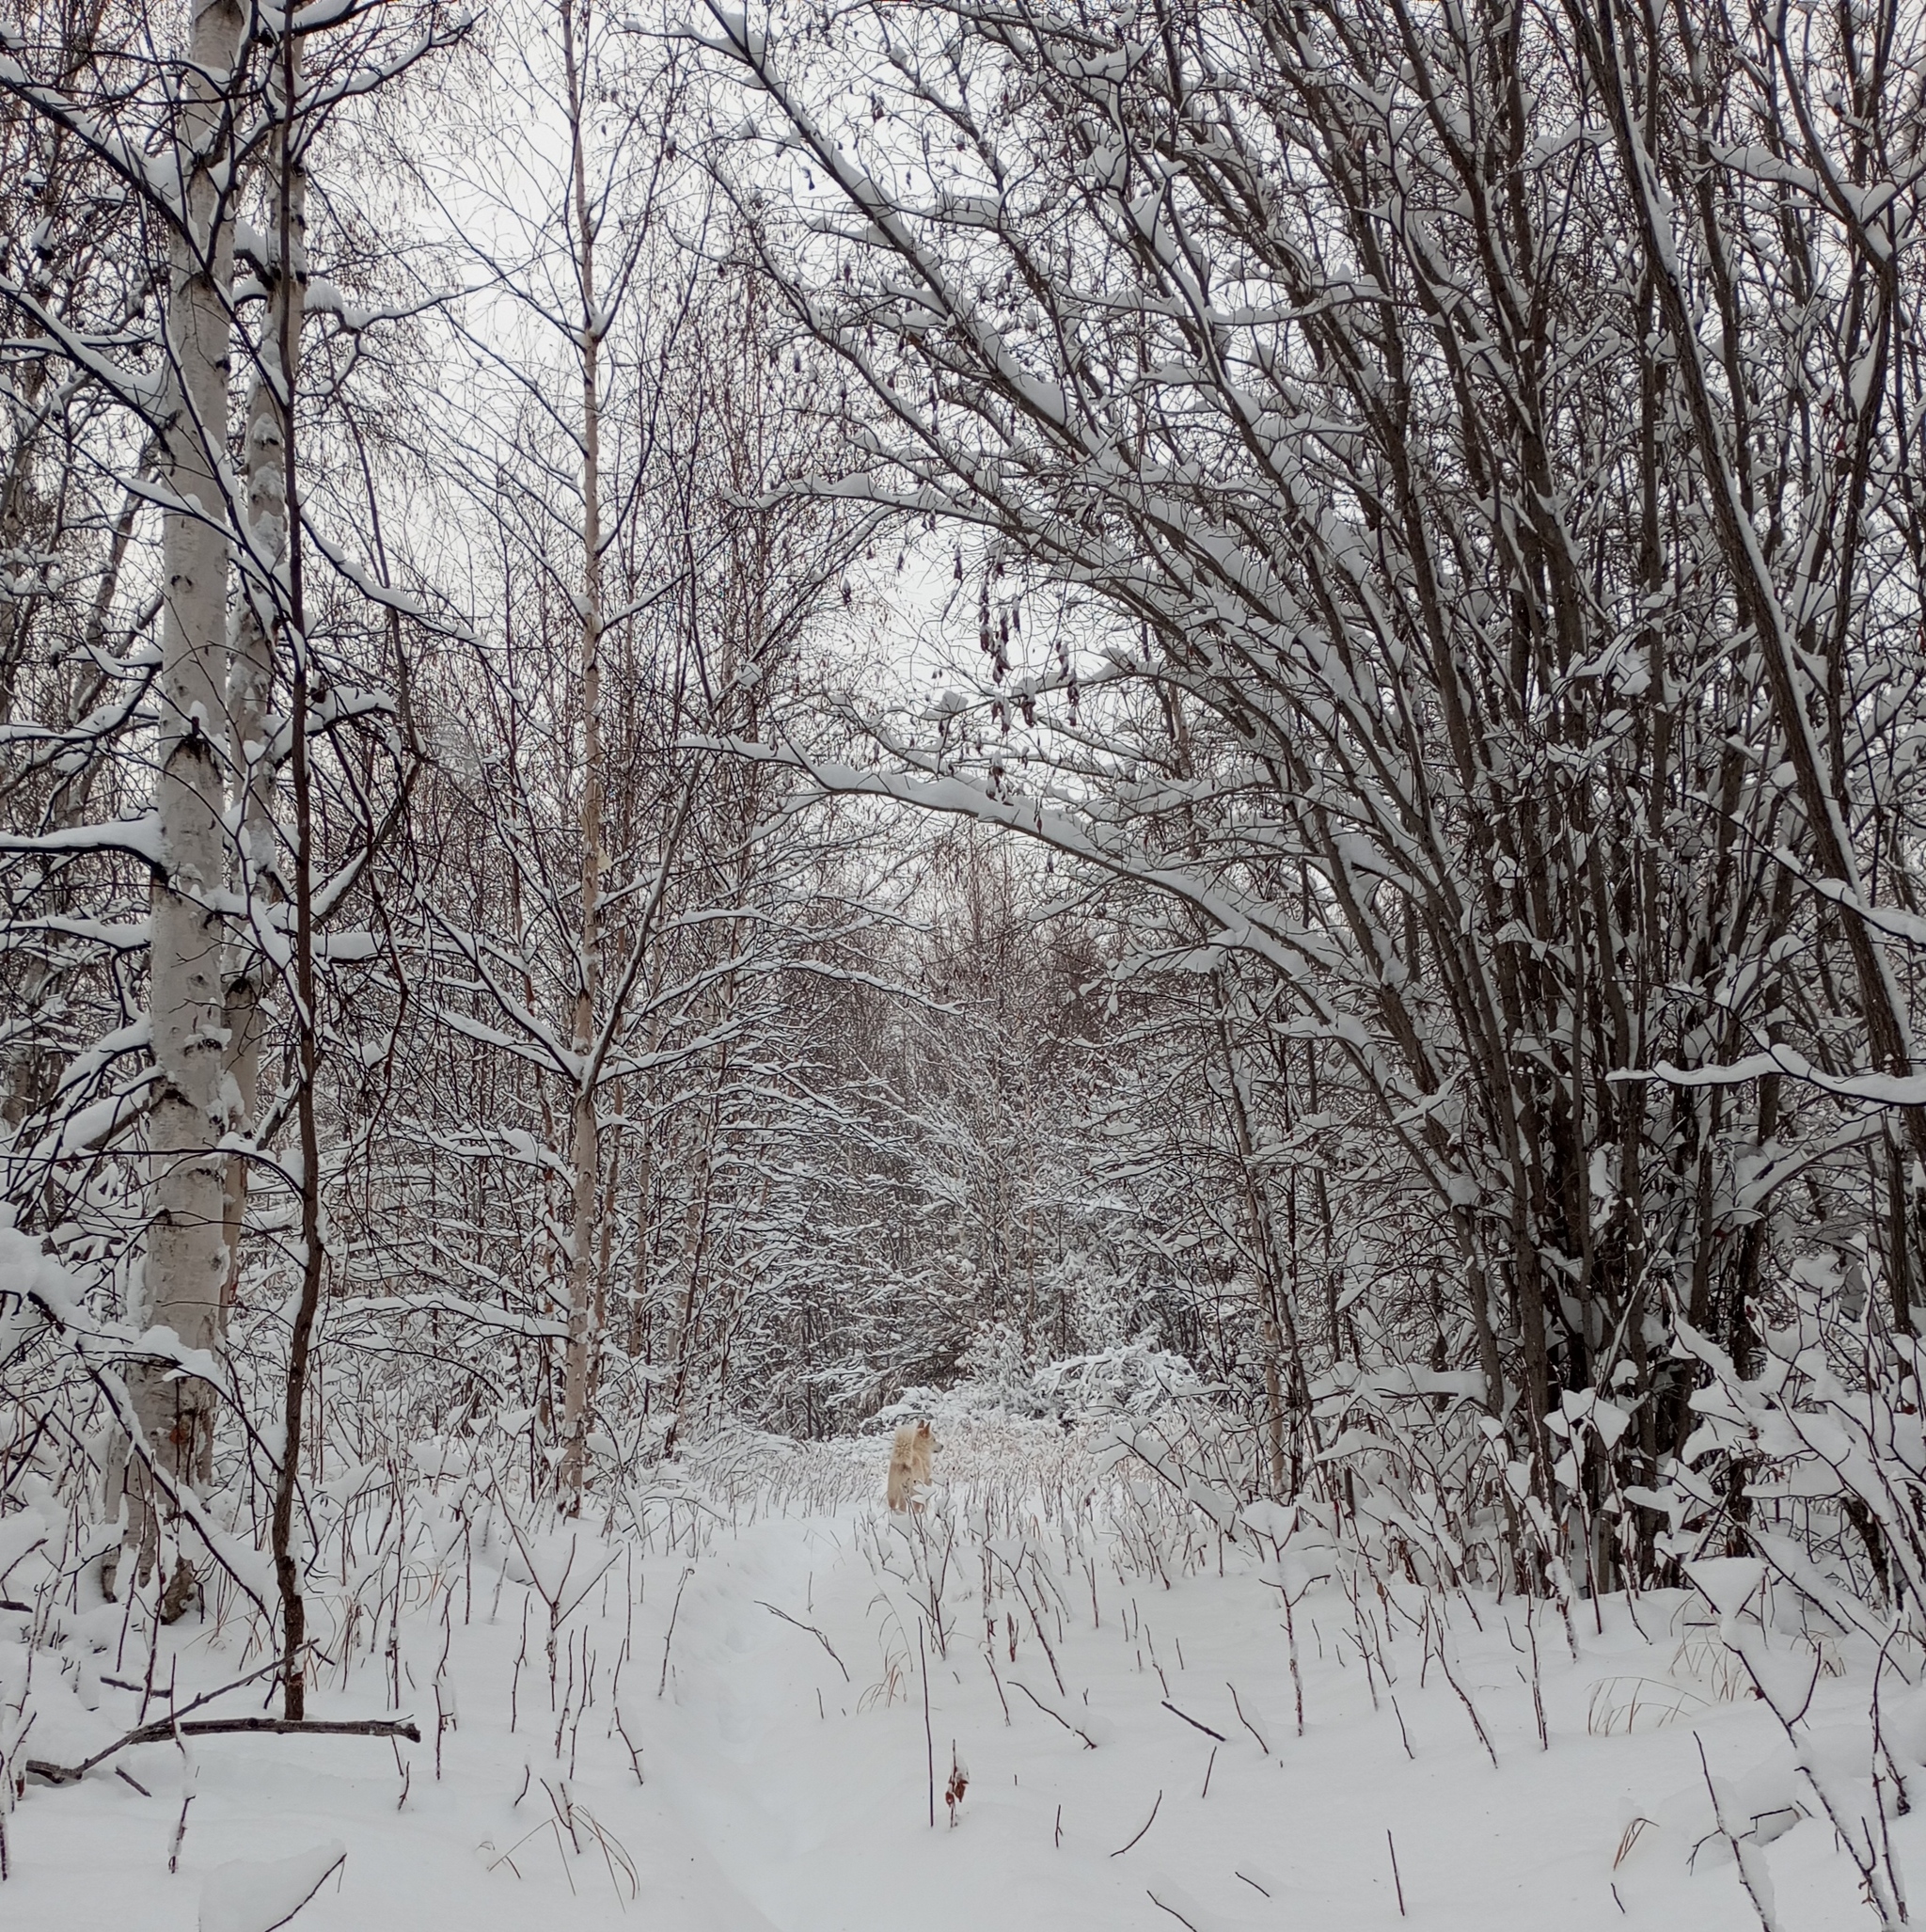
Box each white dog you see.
[886,1419,938,1512]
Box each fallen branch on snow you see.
[26,1716,422,1787]
[1160,1699,1226,1742]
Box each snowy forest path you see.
[629,1508,1811,1932]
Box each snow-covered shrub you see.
[1034,1337,1213,1423]
[873,1329,1206,1432]
[1304,1359,1518,1591]
[951,1322,1042,1416]
[1630,1272,1921,1634]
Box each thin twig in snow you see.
[1226,1680,1269,1753]
[1434,1648,1498,1768]
[756,1599,850,1680]
[657,1564,694,1698]
[1009,1677,1097,1748]
[920,1622,934,1829]
[1110,1790,1162,1857]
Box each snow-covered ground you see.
[6,1449,1911,1931]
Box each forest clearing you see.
[8,1412,1910,1931]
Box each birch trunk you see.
[223,43,306,1311]
[123,0,244,1597]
